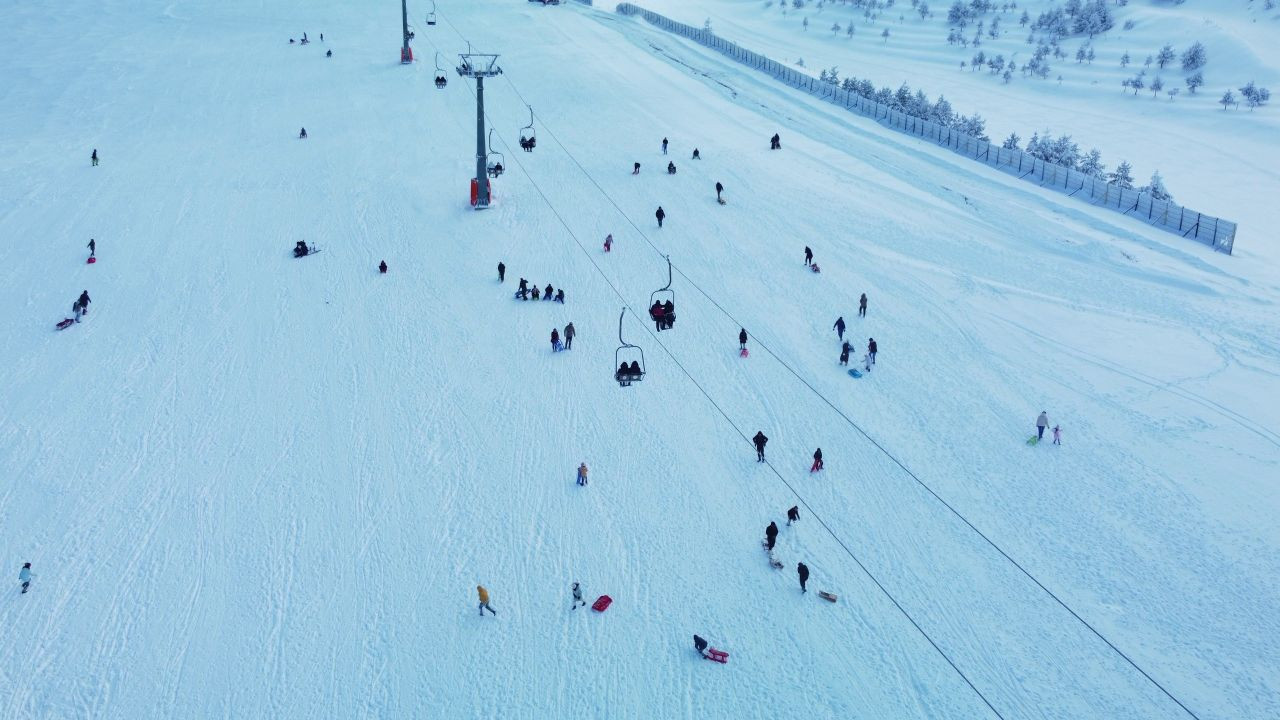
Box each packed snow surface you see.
[1,1,1278,719]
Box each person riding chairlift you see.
[662,300,674,329]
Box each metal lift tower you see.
[400,0,413,63]
[456,53,503,209]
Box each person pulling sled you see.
[810,448,823,472]
[715,182,725,205]
[753,431,768,462]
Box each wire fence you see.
[614,3,1236,255]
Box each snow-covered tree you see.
[1120,51,1130,68]
[1156,44,1175,69]
[1075,45,1086,63]
[1220,88,1235,109]
[1144,54,1153,68]
[1107,160,1135,189]
[932,95,954,125]
[803,16,810,30]
[1239,81,1271,110]
[1129,74,1144,94]
[918,2,931,20]
[1019,9,1029,27]
[1180,41,1206,71]
[847,24,856,38]
[882,27,891,42]
[1167,87,1180,101]
[1185,72,1203,94]
[956,113,989,141]
[1150,76,1164,97]
[1078,148,1105,178]
[1002,131,1021,150]
[1086,47,1096,64]
[1143,171,1173,201]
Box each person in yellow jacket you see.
[577,462,589,487]
[477,585,496,616]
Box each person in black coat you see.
[859,292,867,317]
[752,431,768,462]
[738,328,747,350]
[77,290,91,310]
[662,300,674,329]
[554,289,565,304]
[839,345,849,366]
[544,284,554,301]
[692,148,700,159]
[787,506,800,525]
[804,246,813,266]
[87,238,96,257]
[715,182,724,203]
[797,562,809,592]
[693,634,708,658]
[633,162,640,175]
[379,260,387,274]
[811,448,823,472]
[498,262,506,282]
[655,206,665,228]
[667,161,676,175]
[834,316,846,341]
[765,521,779,551]
[868,338,878,364]
[770,133,781,150]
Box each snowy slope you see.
[2,1,1279,719]
[638,0,1280,258]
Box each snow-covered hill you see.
[641,0,1280,256]
[1,1,1277,718]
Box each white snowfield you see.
[643,0,1280,258]
[1,1,1277,719]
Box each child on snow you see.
[18,563,33,594]
[477,586,496,616]
[1052,425,1062,445]
[577,463,588,486]
[571,582,586,610]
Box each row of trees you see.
[1002,131,1171,199]
[1120,42,1206,72]
[818,70,992,139]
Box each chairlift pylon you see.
[486,128,505,178]
[615,309,646,387]
[519,105,537,152]
[434,52,447,88]
[648,256,676,330]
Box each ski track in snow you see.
[1,1,1277,719]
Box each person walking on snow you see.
[551,328,562,352]
[839,341,850,366]
[1052,425,1062,445]
[477,585,496,616]
[564,322,575,350]
[810,448,823,472]
[87,239,96,258]
[715,182,724,204]
[632,162,640,175]
[770,133,781,150]
[18,563,33,594]
[91,149,99,166]
[577,462,589,487]
[867,338,877,365]
[498,262,505,282]
[661,137,668,155]
[299,127,307,139]
[1036,411,1049,441]
[603,234,613,252]
[77,290,91,314]
[692,148,701,159]
[738,328,748,351]
[834,316,846,341]
[804,246,813,266]
[655,206,665,228]
[787,506,800,526]
[752,431,768,462]
[859,293,868,318]
[797,562,809,593]
[765,521,779,551]
[571,582,586,610]
[379,260,387,274]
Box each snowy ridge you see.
[616,2,1237,253]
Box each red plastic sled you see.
[706,648,729,664]
[739,348,749,358]
[55,318,74,330]
[591,595,612,612]
[87,257,96,264]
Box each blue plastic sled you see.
[847,369,862,378]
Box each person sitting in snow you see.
[667,161,676,175]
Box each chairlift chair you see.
[486,128,505,178]
[426,0,438,25]
[615,309,646,387]
[519,105,536,152]
[648,255,676,328]
[434,52,448,88]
